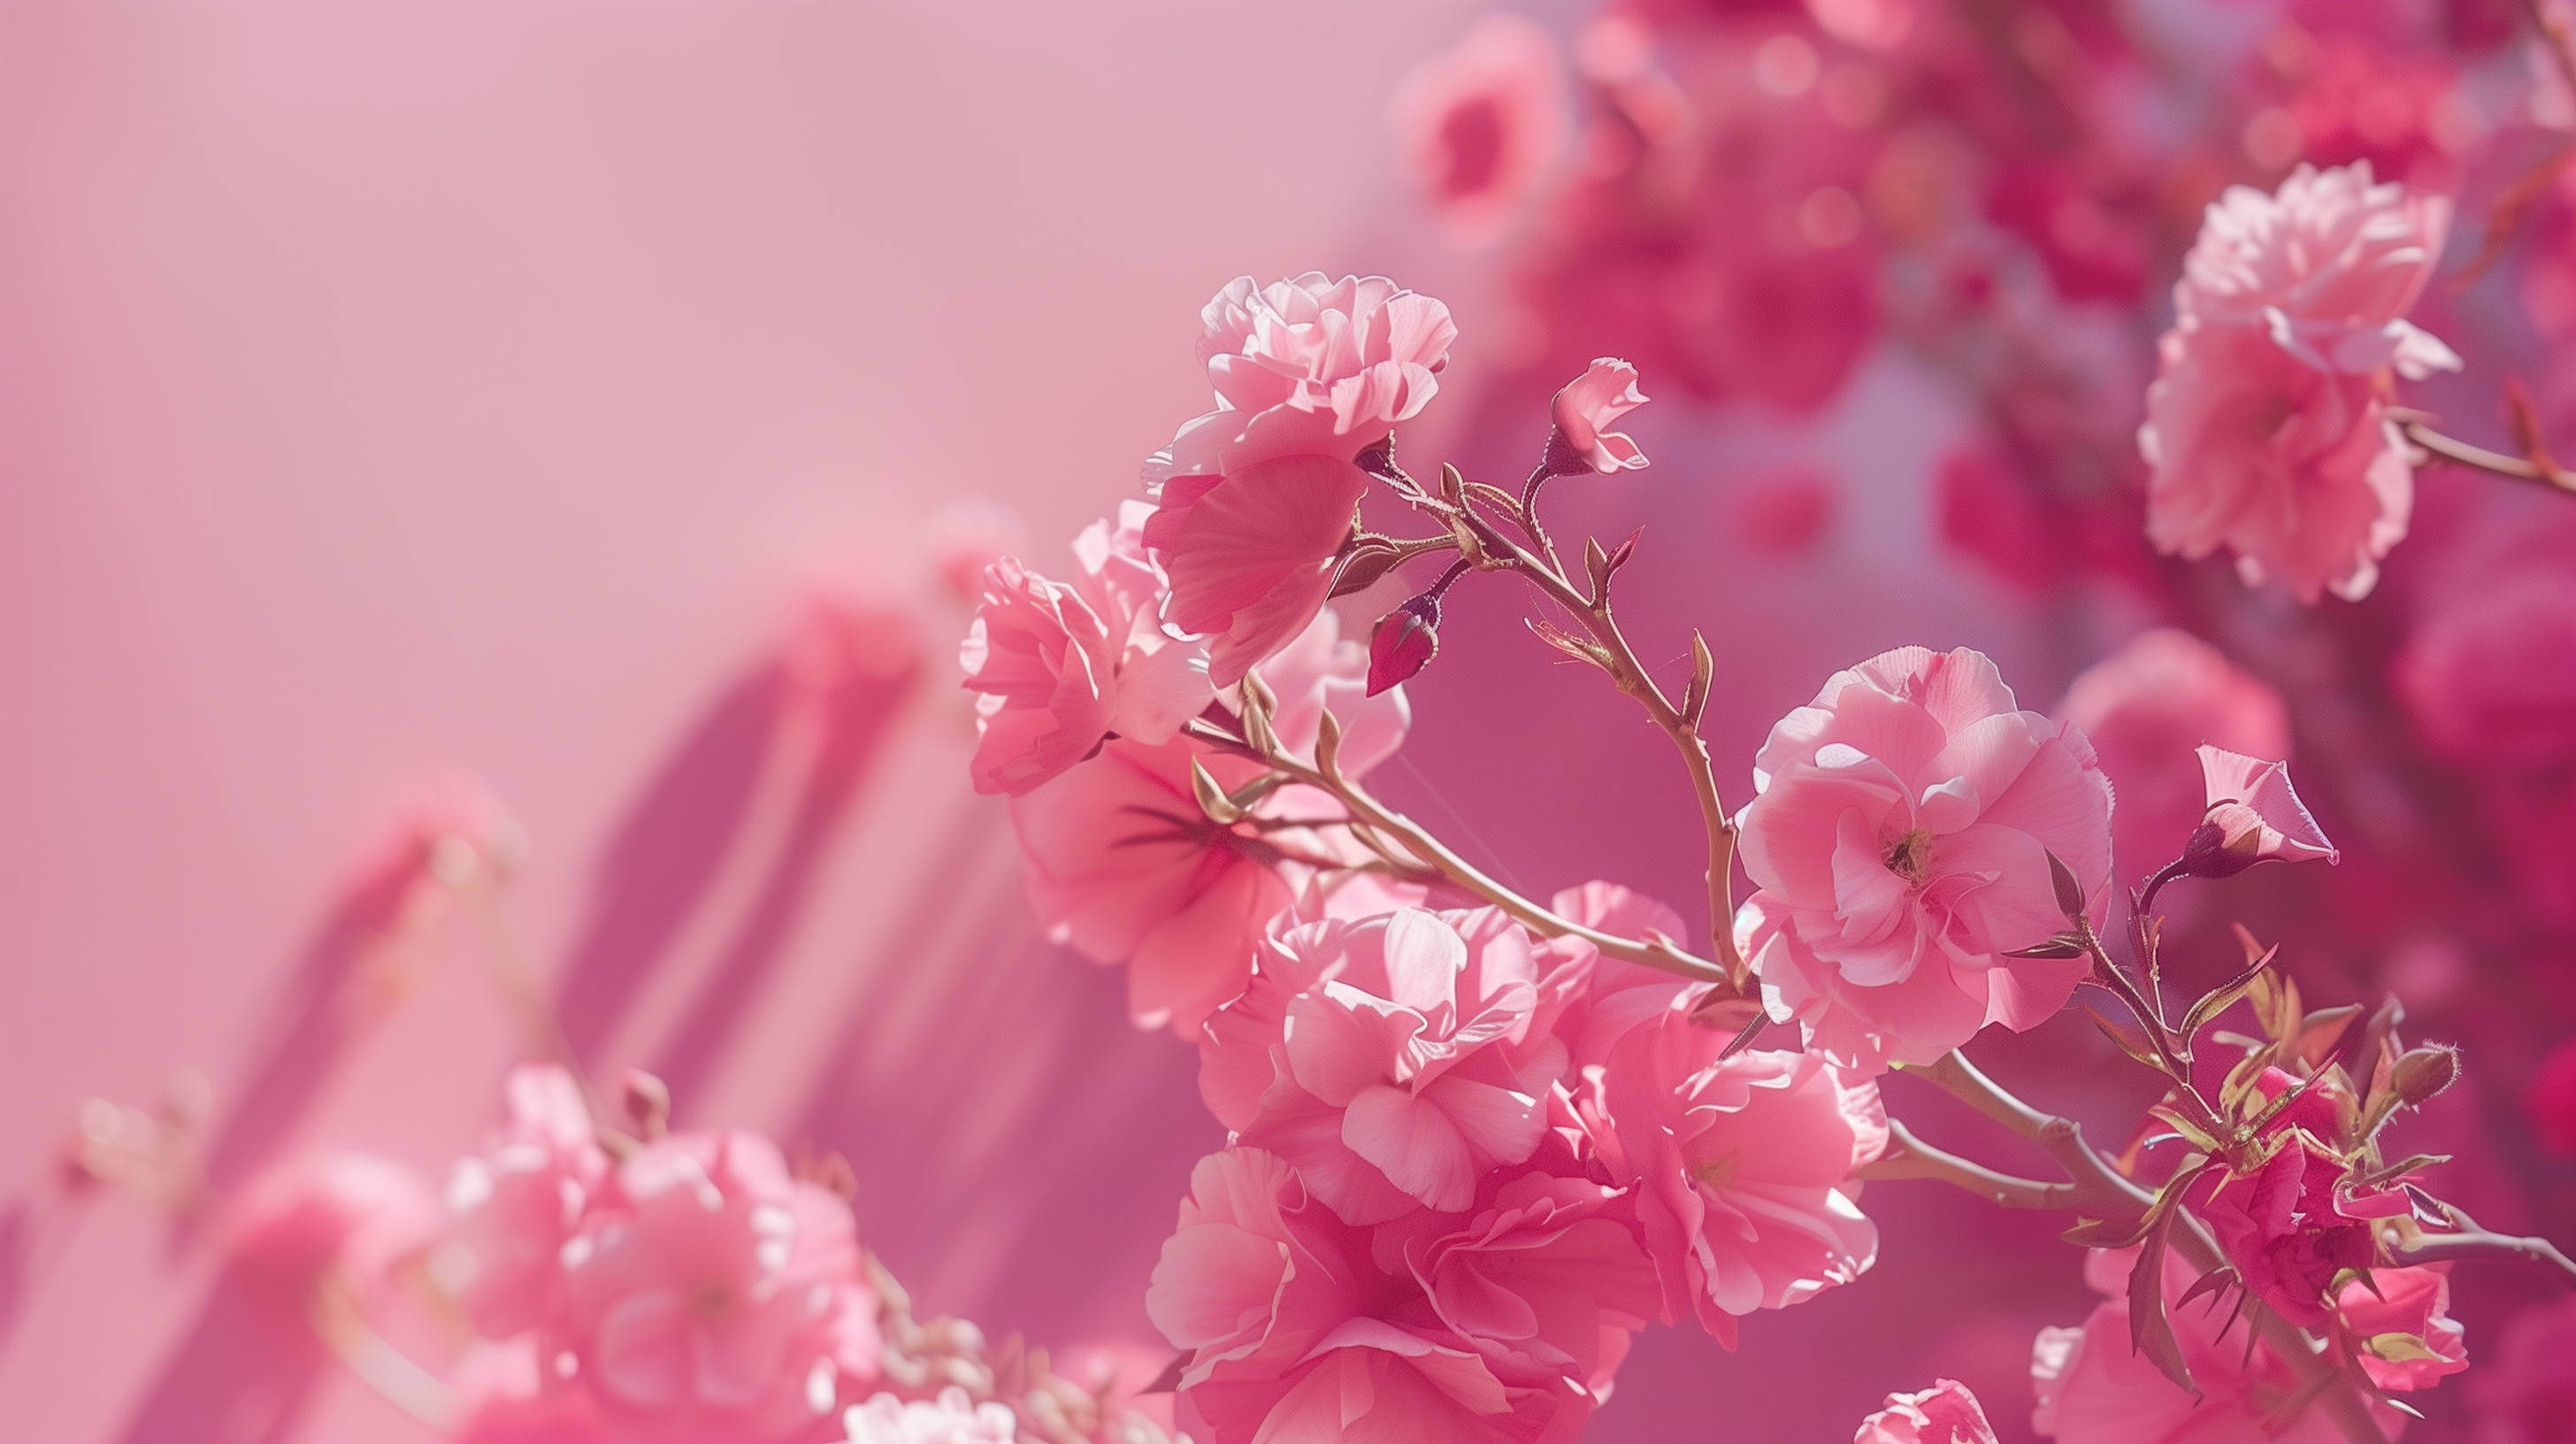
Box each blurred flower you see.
[2528,1035,2576,1158]
[1734,646,2113,1071]
[1546,357,1652,474]
[444,1063,611,1340]
[2180,746,2339,879]
[229,1150,442,1299]
[1392,15,1571,246]
[1854,1379,1997,1444]
[1589,1010,1883,1346]
[2395,561,2576,775]
[2056,630,2291,886]
[840,1387,1019,1444]
[2471,1294,2576,1444]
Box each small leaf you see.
[2293,1005,2362,1068]
[1190,761,1243,825]
[2147,1103,2222,1152]
[2007,933,2089,959]
[2046,849,2089,922]
[2181,951,2277,1045]
[2086,1005,2164,1071]
[1313,706,1344,780]
[1329,541,1408,598]
[1439,461,1468,506]
[1606,526,1644,572]
[1526,617,1611,670]
[1583,536,1613,600]
[2128,1195,2199,1396]
[2220,1049,2273,1111]
[2363,1333,2449,1364]
[1683,631,1714,728]
[1461,480,1524,520]
[2174,1264,2238,1316]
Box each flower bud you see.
[2173,748,2339,879]
[621,1069,671,1141]
[1368,598,1441,696]
[2389,1045,2460,1107]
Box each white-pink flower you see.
[962,503,1212,795]
[1391,15,1570,247]
[2184,746,2339,876]
[1855,1379,1999,1444]
[1589,1012,1883,1346]
[444,1063,611,1340]
[1735,646,2114,1071]
[1547,359,1651,474]
[840,1388,1019,1444]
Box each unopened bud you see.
[1368,598,1441,696]
[621,1070,671,1141]
[2176,810,2264,880]
[2389,1045,2460,1107]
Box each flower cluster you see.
[1153,895,1886,1442]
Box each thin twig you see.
[1857,1118,2077,1209]
[2396,1205,2576,1287]
[2403,419,2576,496]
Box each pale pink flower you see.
[228,1150,442,1298]
[1589,1013,1883,1346]
[1008,607,1408,1035]
[561,1131,880,1442]
[1391,15,1570,246]
[2471,1294,2576,1444]
[1198,907,1576,1223]
[2339,1265,2468,1393]
[2143,163,2459,603]
[2185,746,2339,877]
[1735,646,2114,1071]
[1546,359,1651,475]
[2056,630,2289,886]
[1854,1380,1998,1444]
[2033,1247,2405,1444]
[962,503,1212,795]
[444,1063,611,1340]
[1148,273,1459,488]
[840,1388,1019,1444]
[1142,456,1370,688]
[1544,880,1705,1069]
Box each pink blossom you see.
[840,1388,1019,1444]
[2394,562,2576,775]
[2339,1265,2468,1393]
[453,1336,615,1444]
[1143,456,1369,688]
[2184,746,2339,876]
[2057,630,2290,887]
[2189,1070,2396,1328]
[1544,880,1704,1069]
[1854,1380,1998,1444]
[2471,1294,2576,1444]
[1391,16,1569,246]
[1198,907,1576,1223]
[2033,1247,2405,1444]
[1147,273,1458,488]
[2143,163,2458,603]
[1734,646,2114,1071]
[1546,359,1650,474]
[560,1131,880,1442]
[1589,1013,1883,1345]
[444,1063,611,1340]
[229,1150,442,1298]
[1008,608,1408,1035]
[962,503,1212,795]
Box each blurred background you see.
[2,1,2571,1441]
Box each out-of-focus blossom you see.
[228,1150,442,1297]
[2471,1294,2576,1444]
[921,501,1027,611]
[1590,1010,1882,1345]
[1988,164,2149,304]
[962,504,1212,795]
[1735,467,1839,559]
[1807,0,1915,51]
[2395,564,2576,775]
[1546,358,1651,474]
[2033,1247,2406,1444]
[1392,15,1570,246]
[1199,907,1571,1221]
[840,1388,1019,1444]
[2182,746,2339,877]
[1008,607,1408,1035]
[2271,34,2472,190]
[1146,273,1457,488]
[2339,1264,2468,1393]
[1734,646,2113,1071]
[2189,1069,2396,1327]
[444,1063,611,1340]
[561,1131,880,1443]
[2057,630,2291,885]
[2142,162,2458,603]
[1854,1379,1998,1444]
[2528,1035,2576,1157]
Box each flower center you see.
[1884,828,1934,889]
[1690,1152,1739,1192]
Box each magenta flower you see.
[2183,745,2339,877]
[1390,15,1570,247]
[1590,1011,1883,1346]
[961,503,1212,795]
[446,1063,611,1340]
[1546,358,1651,474]
[228,1150,443,1300]
[2189,1070,2402,1329]
[2338,1265,2469,1394]
[1199,907,1576,1223]
[1734,646,2114,1071]
[561,1131,880,1443]
[1853,1380,1998,1444]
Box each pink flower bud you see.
[1366,599,1439,696]
[2180,746,2339,878]
[1545,357,1651,475]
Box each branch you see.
[1907,1049,2156,1217]
[2402,419,2576,496]
[2396,1206,2576,1287]
[1857,1118,2076,1209]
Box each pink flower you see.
[229,1150,443,1299]
[1589,1013,1883,1345]
[561,1131,880,1442]
[1148,1148,1619,1444]
[2189,1070,2397,1328]
[1008,608,1408,1035]
[2033,1247,2404,1444]
[1391,16,1570,246]
[1854,1380,1998,1444]
[1143,456,1370,688]
[2530,1036,2576,1159]
[445,1064,612,1340]
[2394,562,2576,775]
[840,1388,1019,1444]
[1545,359,1650,475]
[2143,163,2459,603]
[2182,747,2339,878]
[2056,630,2289,887]
[1544,880,1705,1069]
[1734,646,2114,1071]
[1149,274,1458,488]
[962,503,1212,795]
[2339,1265,2468,1393]
[1199,907,1576,1223]
[2471,1294,2576,1444]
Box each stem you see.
[1184,719,1732,987]
[2396,1206,2576,1287]
[1515,462,1558,561]
[1858,1118,2076,1209]
[2135,860,2188,928]
[2402,419,2576,496]
[1909,1049,2152,1217]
